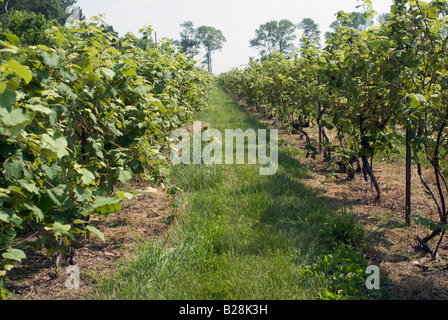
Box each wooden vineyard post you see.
[317,104,322,153]
[405,122,411,226]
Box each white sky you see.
[76,0,394,75]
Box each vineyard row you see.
[0,17,212,297]
[219,0,448,258]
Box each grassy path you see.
[96,84,374,300]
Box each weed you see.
[321,208,366,248]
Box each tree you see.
[196,25,226,74]
[65,4,84,26]
[0,0,84,25]
[7,10,58,45]
[334,11,373,30]
[1,0,10,14]
[297,18,321,47]
[377,12,390,25]
[249,19,296,57]
[325,11,374,39]
[178,21,200,57]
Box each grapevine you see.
[0,17,211,296]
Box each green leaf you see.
[36,44,49,51]
[86,225,105,241]
[19,180,39,195]
[4,160,26,180]
[115,191,134,200]
[26,104,52,115]
[0,90,16,108]
[90,39,104,50]
[72,219,87,225]
[23,203,44,220]
[133,85,150,96]
[105,47,120,55]
[42,164,62,180]
[53,221,71,235]
[40,184,66,210]
[3,261,15,271]
[51,184,67,198]
[94,197,121,215]
[1,33,20,46]
[7,59,32,84]
[82,197,121,216]
[11,214,23,226]
[55,83,76,100]
[2,248,26,262]
[150,98,167,113]
[117,168,132,183]
[0,210,10,223]
[74,186,92,202]
[76,168,95,185]
[41,133,69,159]
[122,68,137,77]
[411,215,448,231]
[73,59,92,73]
[98,67,115,80]
[124,58,137,68]
[40,52,59,68]
[39,190,59,211]
[60,69,78,82]
[0,107,30,127]
[9,185,26,197]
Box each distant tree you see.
[1,0,11,14]
[1,0,84,25]
[377,12,390,25]
[330,11,373,30]
[250,19,296,57]
[297,18,321,47]
[325,11,374,39]
[196,25,226,74]
[133,36,149,50]
[64,4,84,26]
[178,21,200,57]
[120,32,153,50]
[133,25,158,49]
[7,10,58,45]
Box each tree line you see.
[173,13,377,74]
[248,13,376,57]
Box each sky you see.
[76,0,394,75]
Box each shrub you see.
[7,10,58,45]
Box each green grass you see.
[95,83,376,300]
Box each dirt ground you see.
[4,180,175,300]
